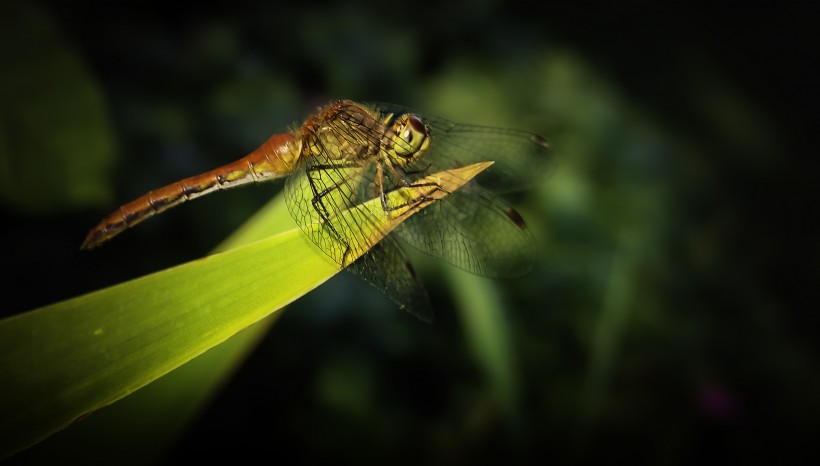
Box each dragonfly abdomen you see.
[81,133,301,249]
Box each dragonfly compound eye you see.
[392,114,430,159]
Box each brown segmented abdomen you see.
[80,132,302,249]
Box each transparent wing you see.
[371,102,545,277]
[372,102,554,192]
[284,101,547,320]
[285,160,370,267]
[394,181,535,278]
[284,106,433,320]
[349,240,434,323]
[283,108,424,267]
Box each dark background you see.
[1,1,817,464]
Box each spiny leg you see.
[306,162,362,266]
[377,158,446,214]
[396,162,432,179]
[379,179,452,214]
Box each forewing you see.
[395,181,535,278]
[349,240,434,323]
[372,102,554,192]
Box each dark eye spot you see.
[405,260,418,278]
[504,207,528,229]
[531,134,549,149]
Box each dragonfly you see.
[82,100,552,322]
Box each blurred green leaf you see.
[0,1,115,213]
[448,268,520,424]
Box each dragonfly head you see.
[387,114,431,165]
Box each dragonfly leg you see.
[306,161,361,218]
[308,161,362,171]
[379,180,451,213]
[397,162,432,179]
[379,160,447,213]
[306,163,360,267]
[374,163,392,217]
[340,243,354,267]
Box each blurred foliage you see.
[0,1,115,213]
[1,1,816,465]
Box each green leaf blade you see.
[0,227,336,458]
[0,161,492,459]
